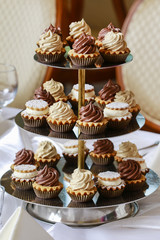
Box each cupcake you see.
[98,23,130,63]
[35,24,65,63]
[33,165,63,199]
[96,171,125,198]
[11,148,35,171]
[47,101,77,132]
[104,102,132,129]
[68,83,95,109]
[68,33,100,67]
[66,18,91,46]
[66,168,97,202]
[43,79,68,102]
[95,79,121,109]
[118,159,146,191]
[89,139,116,165]
[34,86,55,106]
[123,157,149,175]
[21,99,49,128]
[11,164,37,190]
[114,90,141,118]
[62,140,89,165]
[76,102,108,135]
[34,141,60,169]
[115,141,142,163]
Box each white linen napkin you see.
[0,207,53,240]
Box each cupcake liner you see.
[13,189,35,201]
[97,185,125,198]
[68,98,94,110]
[67,191,96,203]
[12,179,34,190]
[47,121,76,133]
[77,123,107,135]
[36,51,65,63]
[107,118,131,129]
[125,179,146,192]
[21,115,47,128]
[130,109,140,119]
[33,186,62,199]
[63,151,88,165]
[69,55,99,67]
[90,155,114,166]
[36,158,60,169]
[100,51,130,64]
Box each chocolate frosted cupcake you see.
[66,168,97,202]
[115,141,142,163]
[66,18,91,46]
[114,90,141,118]
[98,23,130,63]
[43,79,68,102]
[95,79,121,109]
[34,86,55,106]
[76,102,108,135]
[89,139,116,165]
[96,171,125,198]
[35,24,65,63]
[33,165,63,199]
[118,159,146,191]
[34,141,60,169]
[104,102,132,129]
[123,157,149,175]
[68,33,100,67]
[21,99,49,128]
[47,101,77,132]
[11,148,35,170]
[68,83,95,110]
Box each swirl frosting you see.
[35,141,57,159]
[34,86,55,106]
[38,31,63,52]
[49,101,76,120]
[72,33,96,54]
[114,90,136,108]
[98,79,121,101]
[14,149,35,165]
[93,139,114,154]
[70,168,95,190]
[102,30,127,52]
[118,160,141,180]
[35,165,59,186]
[79,102,103,122]
[69,18,91,39]
[43,79,66,101]
[116,141,140,158]
[44,24,62,38]
[98,22,121,41]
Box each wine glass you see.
[0,63,18,120]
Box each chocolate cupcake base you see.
[77,122,107,135]
[107,117,131,129]
[21,115,47,128]
[69,55,99,67]
[67,192,96,203]
[12,179,34,190]
[90,155,114,166]
[36,50,65,63]
[97,185,125,198]
[100,50,130,64]
[47,121,76,133]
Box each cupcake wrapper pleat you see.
[33,188,62,199]
[47,121,75,133]
[100,52,129,63]
[21,116,46,128]
[12,180,34,190]
[36,52,65,63]
[125,180,145,192]
[107,118,131,129]
[63,152,88,165]
[77,123,107,135]
[90,155,114,166]
[67,192,96,203]
[97,186,124,198]
[36,159,60,169]
[69,55,99,67]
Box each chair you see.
[116,0,160,133]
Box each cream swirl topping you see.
[70,168,95,190]
[49,101,76,120]
[102,31,127,51]
[35,141,57,159]
[38,31,63,52]
[43,79,65,100]
[69,18,91,39]
[104,102,132,119]
[116,141,140,158]
[114,90,136,108]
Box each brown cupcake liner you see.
[129,109,140,119]
[68,97,95,110]
[36,50,65,63]
[97,185,125,198]
[69,55,99,67]
[90,155,114,166]
[95,96,112,109]
[100,51,130,63]
[47,121,76,133]
[12,179,34,190]
[107,117,131,129]
[12,189,35,201]
[33,186,62,199]
[63,151,88,165]
[77,122,107,135]
[125,177,146,192]
[67,191,96,203]
[21,115,47,128]
[36,159,60,169]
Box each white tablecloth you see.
[0,107,160,240]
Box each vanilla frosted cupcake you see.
[115,141,142,163]
[35,24,65,63]
[11,164,37,190]
[43,79,68,102]
[104,102,132,128]
[114,90,141,118]
[66,18,91,46]
[68,84,95,109]
[47,101,77,132]
[34,141,60,169]
[62,140,89,164]
[98,23,130,63]
[123,157,149,175]
[77,102,108,135]
[96,171,125,198]
[66,168,97,202]
[95,79,121,109]
[21,99,49,127]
